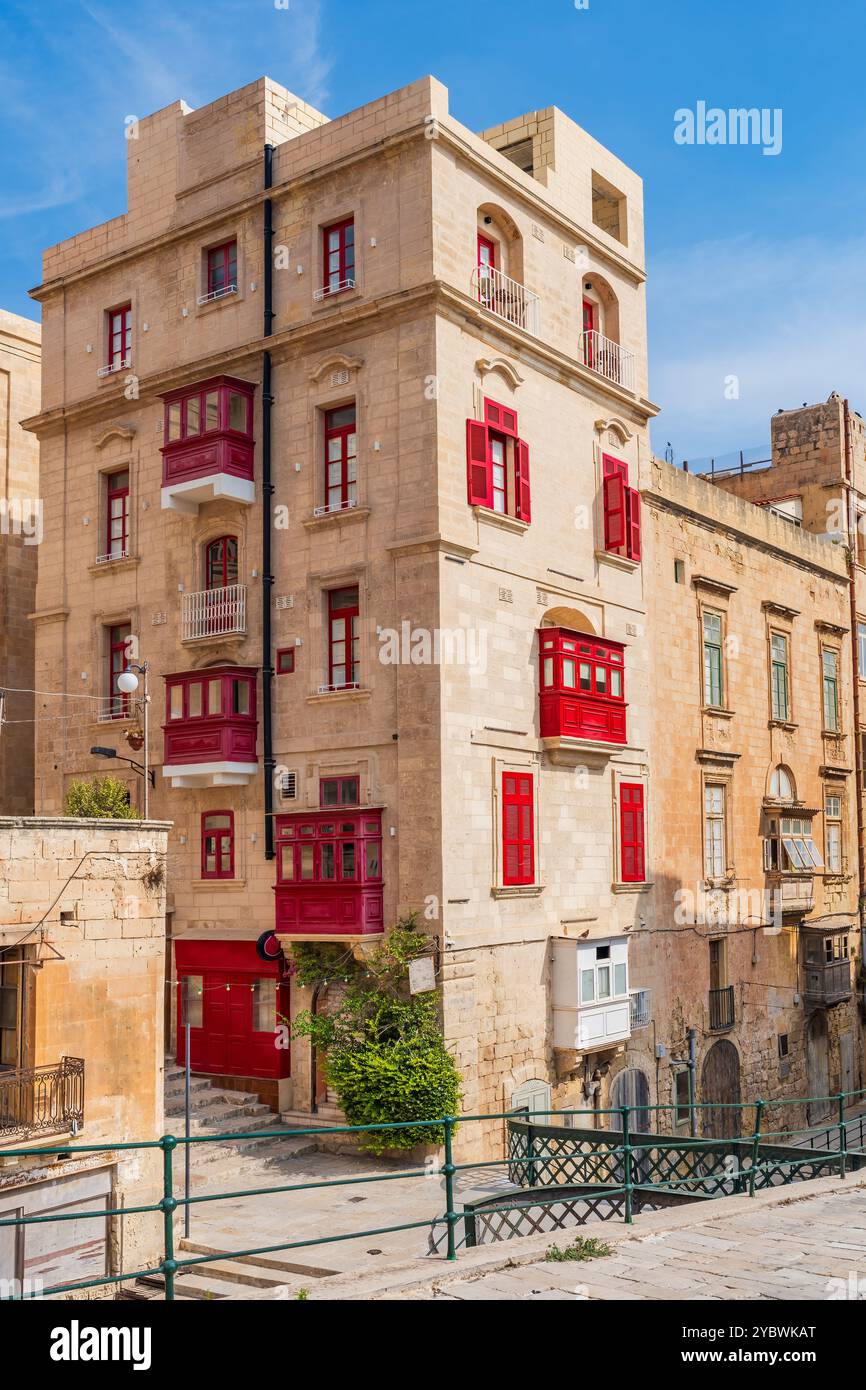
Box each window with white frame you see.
[764,815,823,873]
[578,941,628,1005]
[703,784,726,879]
[825,794,843,873]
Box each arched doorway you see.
[609,1067,651,1132]
[806,1013,831,1123]
[701,1040,741,1139]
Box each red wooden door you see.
[477,233,496,270]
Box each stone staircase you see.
[123,1066,328,1299]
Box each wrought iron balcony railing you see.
[579,329,636,391]
[0,1057,85,1143]
[471,265,541,337]
[181,583,247,641]
[708,985,735,1031]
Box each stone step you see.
[166,1098,272,1126]
[178,1258,294,1290]
[187,1109,278,1136]
[137,1272,231,1300]
[186,1129,301,1166]
[185,1135,318,1179]
[180,1238,338,1280]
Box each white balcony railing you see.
[579,330,635,391]
[181,583,247,641]
[471,266,540,337]
[196,283,238,306]
[96,356,131,378]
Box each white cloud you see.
[648,232,866,462]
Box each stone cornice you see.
[24,280,659,439]
[31,115,646,302]
[641,488,849,586]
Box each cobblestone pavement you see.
[370,1186,866,1300]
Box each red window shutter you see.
[603,472,626,552]
[466,419,492,508]
[603,453,628,481]
[502,772,535,886]
[484,398,518,435]
[626,486,642,561]
[620,783,645,882]
[515,438,531,523]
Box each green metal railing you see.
[1,1085,864,1300]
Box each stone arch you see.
[477,202,524,283]
[540,605,597,634]
[581,269,621,345]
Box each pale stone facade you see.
[0,310,41,814]
[0,816,168,1295]
[638,458,863,1136]
[25,75,657,1147]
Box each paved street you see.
[301,1175,866,1301]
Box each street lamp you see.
[112,660,150,818]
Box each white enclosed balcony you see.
[579,329,635,392]
[181,584,246,642]
[552,936,631,1051]
[471,265,540,337]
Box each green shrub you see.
[291,918,461,1154]
[63,777,137,819]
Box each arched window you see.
[205,535,238,590]
[769,765,795,800]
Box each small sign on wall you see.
[408,956,436,995]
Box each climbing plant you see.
[290,916,461,1154]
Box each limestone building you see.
[636,453,863,1136]
[0,816,168,1293]
[24,76,658,1137]
[0,310,41,814]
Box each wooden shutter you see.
[466,420,492,508]
[603,472,626,552]
[502,771,535,886]
[515,438,531,523]
[602,453,628,480]
[484,398,518,435]
[620,783,645,882]
[626,485,641,561]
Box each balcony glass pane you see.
[168,403,182,440]
[170,686,183,719]
[187,396,201,437]
[341,842,356,879]
[320,844,335,880]
[614,963,627,996]
[208,679,222,714]
[562,658,575,688]
[610,669,622,698]
[229,392,246,432]
[579,663,591,691]
[300,846,314,880]
[366,841,381,879]
[279,845,294,881]
[189,683,202,718]
[233,680,250,715]
[205,391,219,430]
[597,966,611,999]
[580,969,595,1003]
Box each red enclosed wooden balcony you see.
[274,808,384,940]
[162,665,258,788]
[160,376,256,514]
[538,628,627,757]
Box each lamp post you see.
[105,659,151,818]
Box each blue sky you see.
[2,0,864,461]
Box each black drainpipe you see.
[262,143,275,859]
